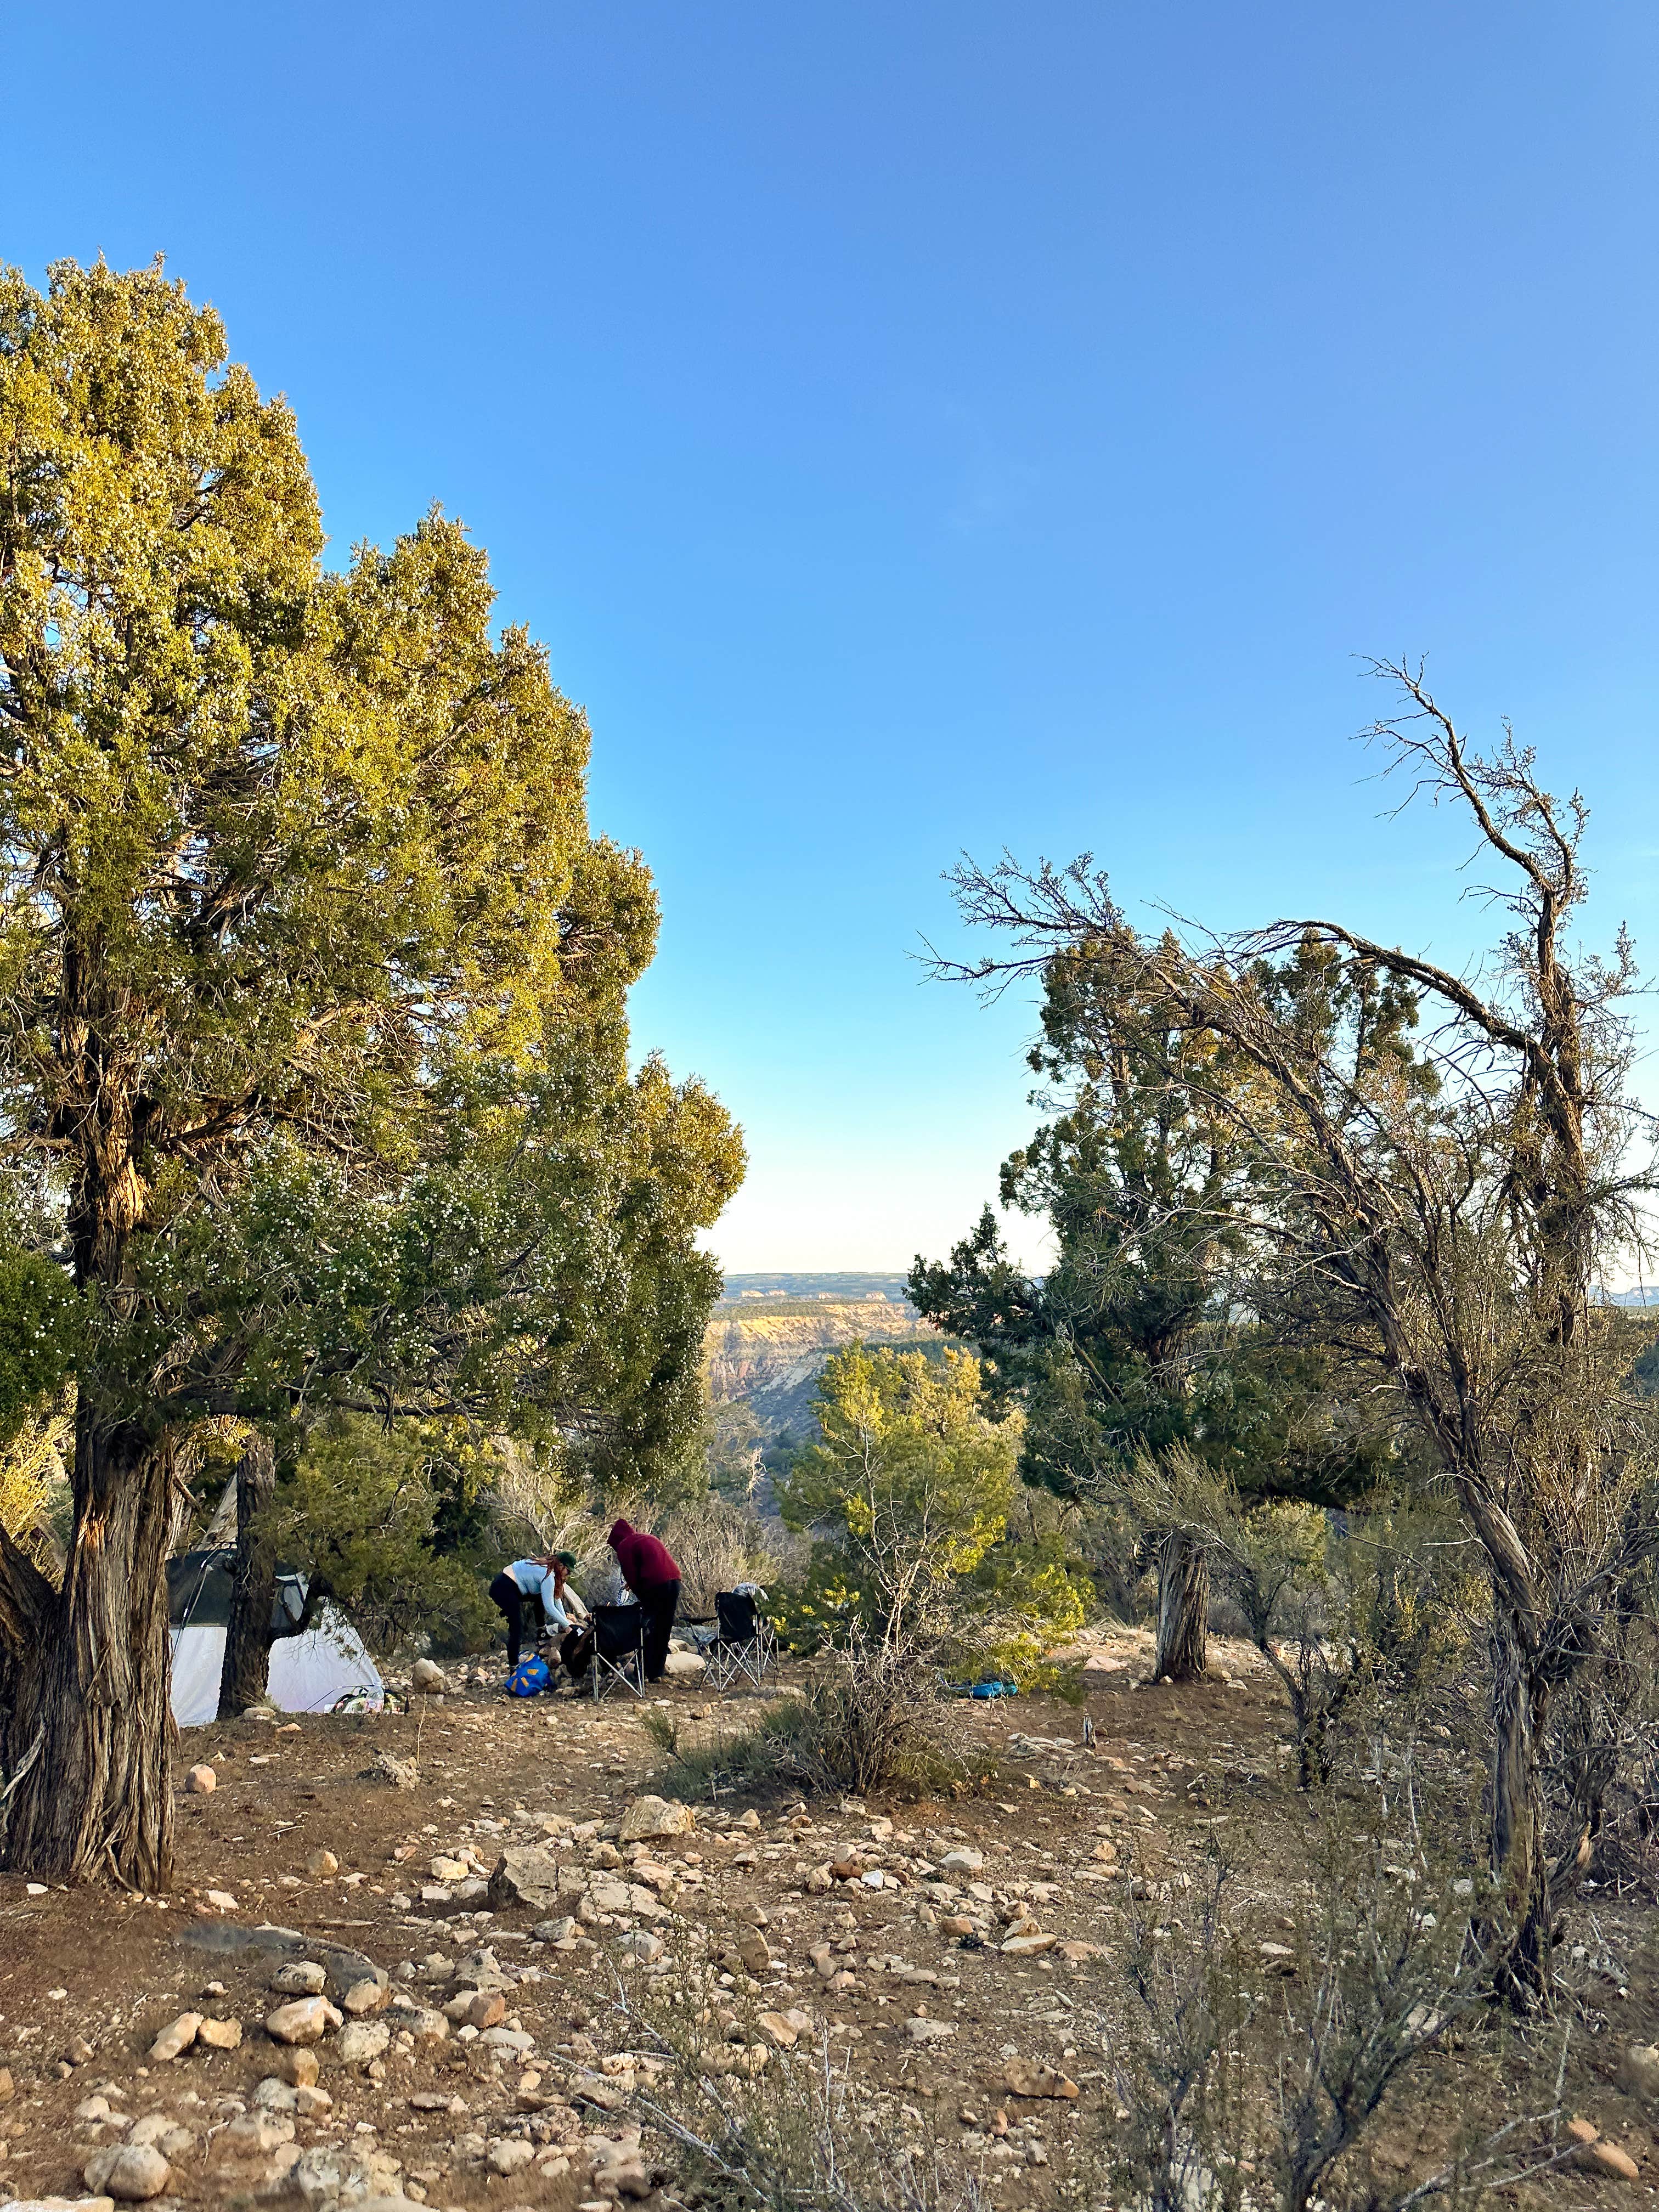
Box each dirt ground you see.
[2,1629,1657,2211]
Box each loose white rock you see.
[264,1995,341,2045]
[337,2021,392,2066]
[619,1795,695,1843]
[270,1962,328,1996]
[83,2142,172,2201]
[147,2011,202,2063]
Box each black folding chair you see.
[590,1602,646,1700]
[707,1590,775,1694]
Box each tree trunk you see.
[218,1432,279,1720]
[1491,1603,1553,2006]
[0,1414,179,1889]
[1154,1530,1209,1681]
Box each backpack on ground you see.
[507,1655,551,1697]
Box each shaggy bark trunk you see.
[0,1414,179,1889]
[218,1432,279,1720]
[1491,1602,1553,2006]
[1154,1531,1209,1681]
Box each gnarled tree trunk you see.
[1154,1530,1209,1681]
[1491,1602,1553,2005]
[218,1432,279,1719]
[0,1413,179,1890]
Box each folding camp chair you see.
[707,1589,776,1694]
[590,1602,647,1700]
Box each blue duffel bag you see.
[507,1655,551,1697]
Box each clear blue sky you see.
[5,4,1657,1273]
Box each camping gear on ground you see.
[963,1677,1019,1699]
[167,1549,383,1726]
[588,1601,647,1699]
[707,1588,776,1694]
[507,1654,551,1698]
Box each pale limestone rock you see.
[1003,2058,1079,2100]
[618,1794,695,1843]
[83,2143,171,2201]
[487,1844,562,1910]
[147,2012,202,2063]
[270,1962,328,1996]
[222,2111,296,2153]
[263,1995,341,2045]
[336,2020,391,2066]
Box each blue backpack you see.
[507,1655,551,1698]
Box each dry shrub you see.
[594,1842,1569,2212]
[1093,1840,1569,2212]
[603,1956,990,2212]
[659,1493,787,1618]
[647,1634,968,1805]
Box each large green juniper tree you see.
[913,928,1413,1678]
[0,259,741,1885]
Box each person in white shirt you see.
[489,1552,587,1671]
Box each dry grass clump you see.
[646,1638,973,1805]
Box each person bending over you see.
[607,1519,682,1682]
[489,1552,582,1672]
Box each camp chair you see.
[707,1589,775,1694]
[590,1602,647,1700]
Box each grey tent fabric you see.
[167,1548,383,1726]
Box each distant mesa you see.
[720,1271,912,1307]
[705,1273,943,1446]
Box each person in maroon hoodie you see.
[607,1517,682,1682]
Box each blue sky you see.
[5,4,1657,1272]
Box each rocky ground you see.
[2,1628,1658,2212]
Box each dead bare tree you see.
[936,663,1659,2004]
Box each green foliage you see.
[0,1255,78,1445]
[910,921,1419,1684]
[962,1528,1093,1690]
[266,1416,515,1655]
[780,1344,1019,1643]
[774,1342,1086,1680]
[0,253,743,1521]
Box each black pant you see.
[490,1572,524,1668]
[637,1580,680,1681]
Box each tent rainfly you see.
[166,1549,385,1727]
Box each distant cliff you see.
[703,1295,943,1436]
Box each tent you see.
[166,1549,385,1727]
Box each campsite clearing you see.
[0,1642,1655,2210]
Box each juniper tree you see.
[913,928,1413,1679]
[935,664,1659,2002]
[0,259,741,1883]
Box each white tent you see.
[167,1550,384,1727]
